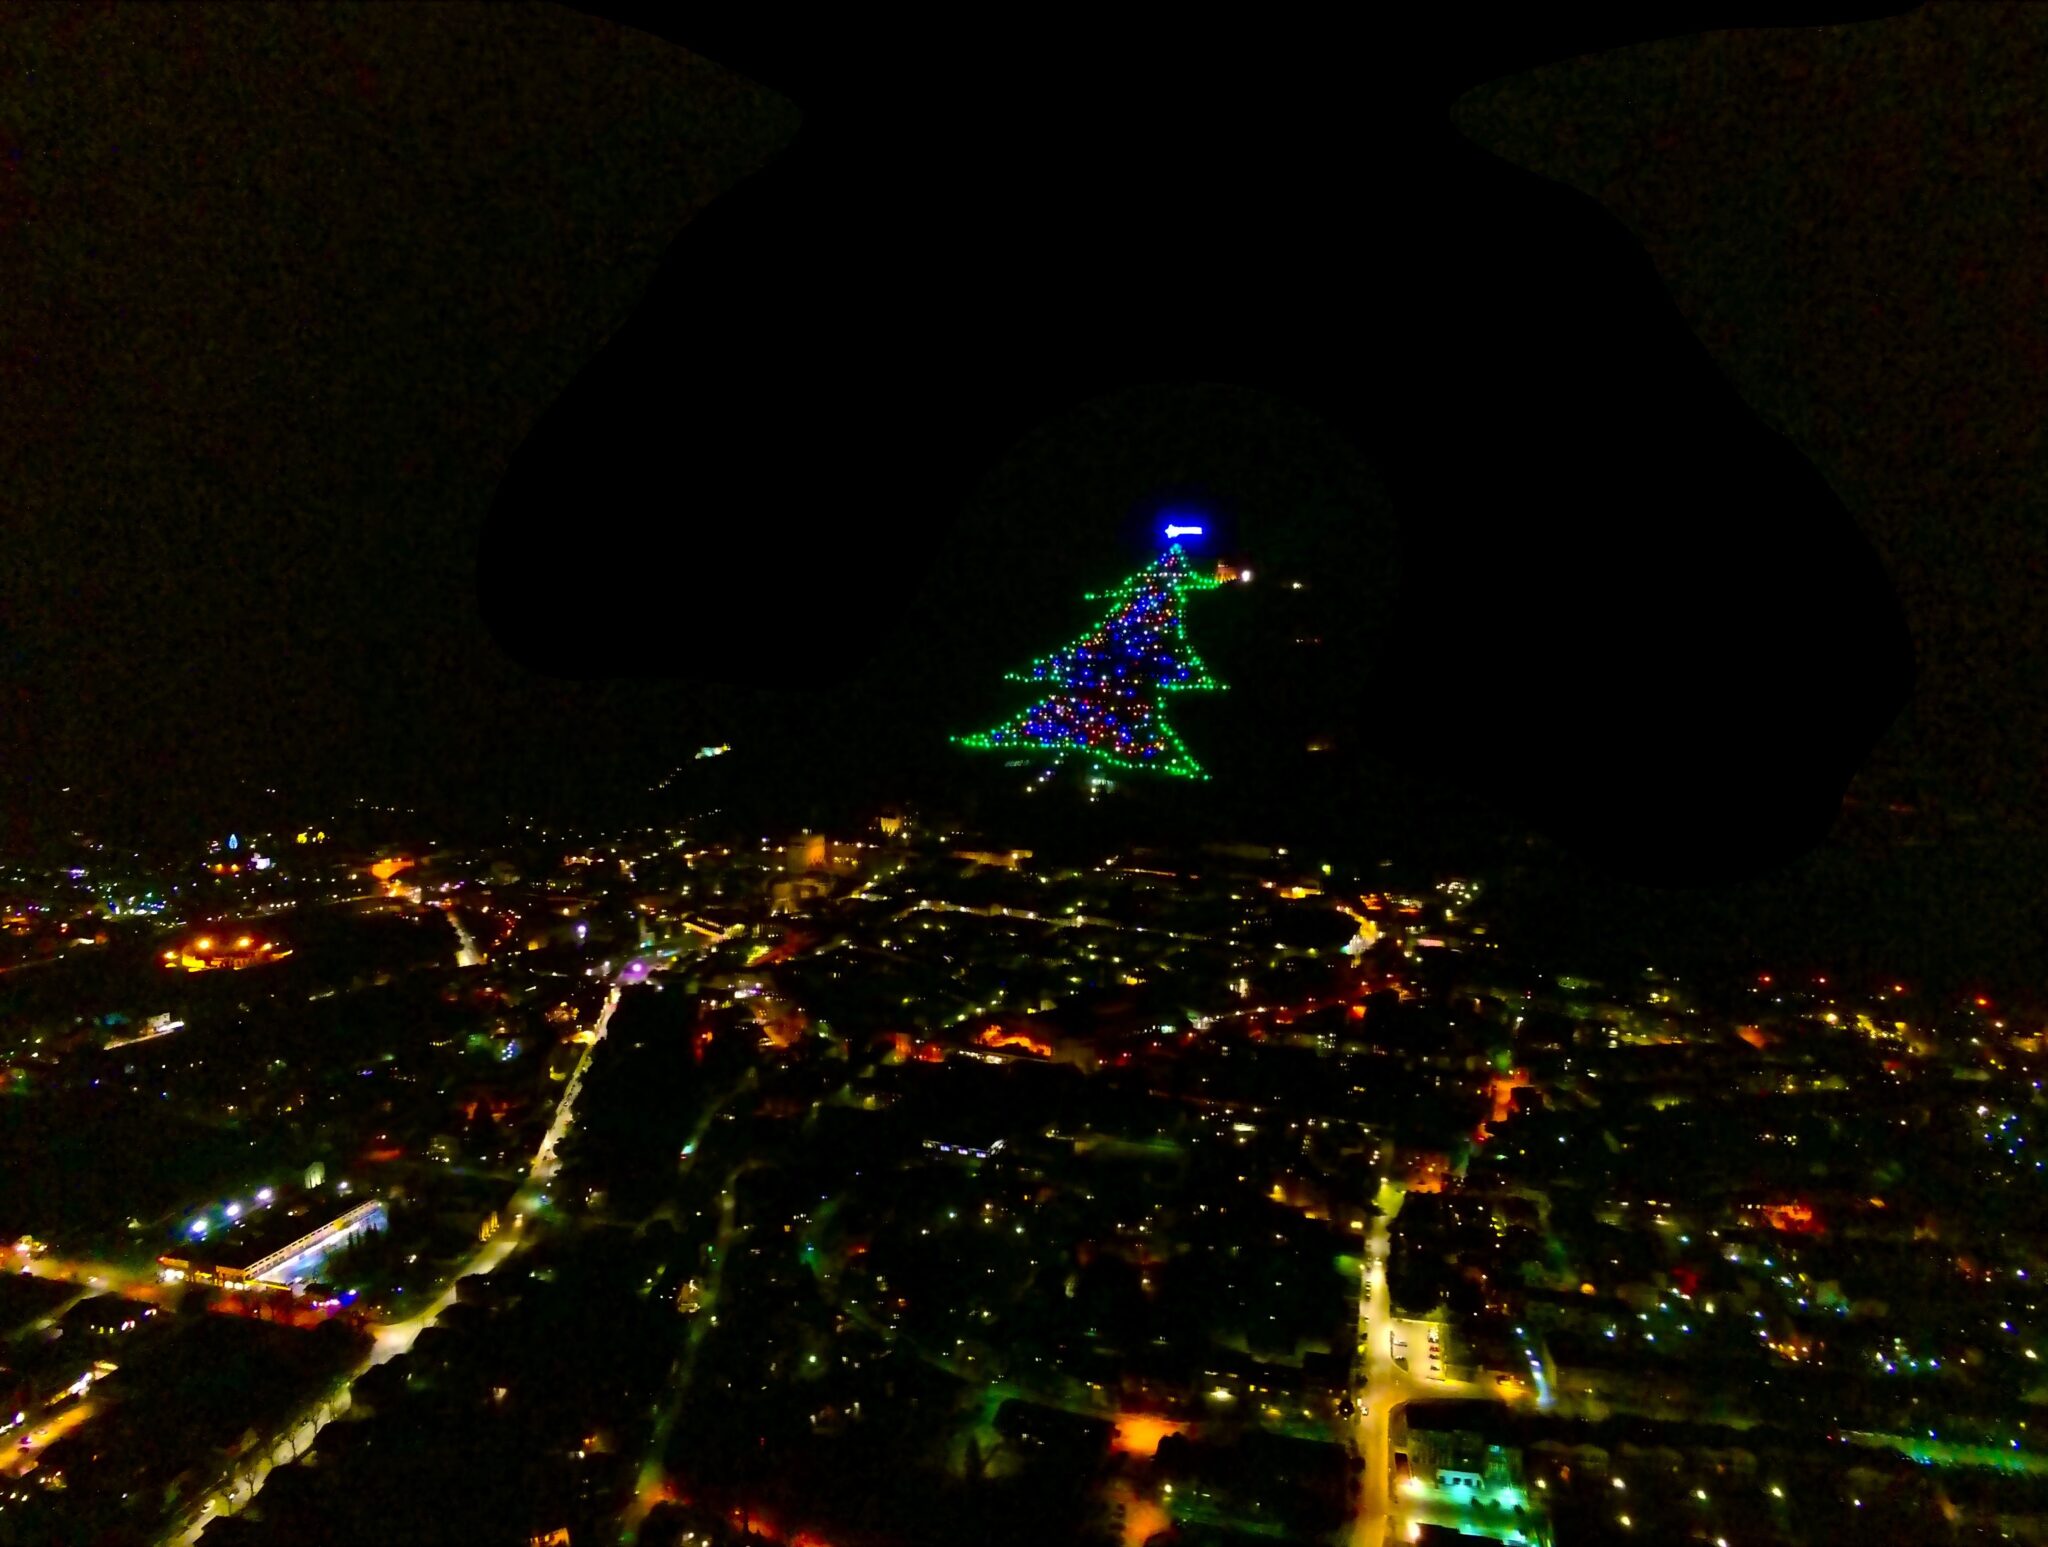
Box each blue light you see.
[227,833,238,850]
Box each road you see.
[1351,1210,1400,1547]
[1348,1197,1510,1547]
[619,1134,763,1545]
[528,983,622,1187]
[445,907,485,969]
[617,1189,740,1545]
[365,1223,524,1368]
[10,1249,161,1302]
[0,1398,98,1478]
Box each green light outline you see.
[954,544,1228,779]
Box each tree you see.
[954,543,1231,780]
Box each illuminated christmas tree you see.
[953,542,1229,781]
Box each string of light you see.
[953,543,1228,780]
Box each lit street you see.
[1351,1206,1400,1547]
[1350,1194,1515,1547]
[528,982,622,1187]
[0,1399,98,1479]
[9,1248,161,1303]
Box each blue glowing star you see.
[1163,522,1204,540]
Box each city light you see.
[7,707,2038,1545]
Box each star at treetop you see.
[953,542,1232,780]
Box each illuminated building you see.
[770,872,836,915]
[953,848,1033,869]
[157,1200,385,1289]
[162,934,290,972]
[782,832,866,875]
[974,1025,1055,1060]
[921,1119,1008,1161]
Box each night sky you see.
[6,5,2043,986]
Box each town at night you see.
[8,5,2047,1545]
[6,772,2048,1547]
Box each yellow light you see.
[236,937,253,950]
[195,938,213,951]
